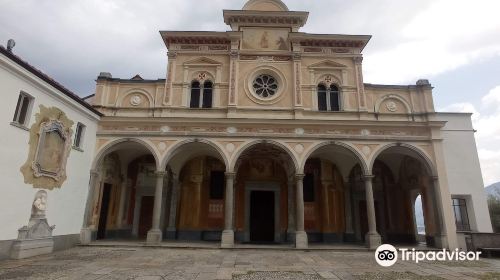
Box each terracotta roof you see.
[0,46,102,117]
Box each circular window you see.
[252,74,278,98]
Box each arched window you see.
[190,81,201,108]
[190,80,213,108]
[202,81,213,108]
[329,84,340,112]
[317,84,341,112]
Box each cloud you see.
[363,0,500,84]
[441,86,500,186]
[2,0,499,95]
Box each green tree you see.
[487,194,500,233]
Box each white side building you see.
[0,45,101,260]
[438,113,493,249]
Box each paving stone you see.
[0,247,499,279]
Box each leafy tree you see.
[487,194,500,233]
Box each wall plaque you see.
[21,106,74,190]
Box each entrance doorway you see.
[97,183,112,240]
[138,196,154,238]
[250,191,275,242]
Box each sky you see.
[0,0,499,185]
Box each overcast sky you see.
[1,0,499,185]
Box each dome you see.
[242,0,289,12]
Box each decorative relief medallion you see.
[197,72,207,81]
[362,146,372,156]
[130,95,142,106]
[294,144,305,154]
[21,106,74,190]
[361,129,370,136]
[161,126,171,133]
[158,142,167,151]
[386,101,398,112]
[226,143,235,153]
[295,128,305,135]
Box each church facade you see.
[79,0,492,250]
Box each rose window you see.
[253,74,278,98]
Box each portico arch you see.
[82,138,161,244]
[368,143,437,177]
[160,138,229,174]
[227,140,307,247]
[229,139,299,174]
[161,139,229,242]
[91,138,160,171]
[368,143,444,248]
[300,141,369,244]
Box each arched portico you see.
[222,140,307,248]
[160,139,229,242]
[81,138,162,245]
[367,143,451,249]
[301,141,381,248]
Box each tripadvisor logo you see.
[375,244,482,267]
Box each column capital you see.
[429,175,439,182]
[90,169,100,177]
[171,172,180,182]
[362,175,375,182]
[295,174,305,181]
[155,171,167,178]
[167,51,177,59]
[353,56,364,64]
[225,172,236,179]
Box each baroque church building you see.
[78,0,493,251]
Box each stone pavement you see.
[0,246,500,280]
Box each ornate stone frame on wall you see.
[21,106,74,190]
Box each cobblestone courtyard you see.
[1,246,500,280]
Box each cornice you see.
[160,31,233,48]
[289,33,371,51]
[223,10,309,29]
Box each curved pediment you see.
[243,0,289,11]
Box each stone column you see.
[287,178,296,242]
[363,175,381,249]
[166,174,180,239]
[116,177,128,228]
[80,170,100,245]
[147,171,166,244]
[344,180,355,240]
[295,174,308,249]
[430,176,450,249]
[221,172,235,248]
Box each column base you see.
[221,230,234,248]
[80,228,92,245]
[365,232,382,250]
[434,234,449,249]
[146,229,163,244]
[295,231,308,249]
[165,228,177,240]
